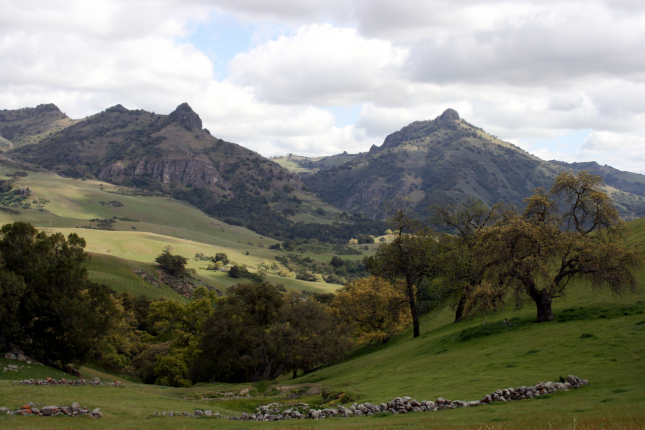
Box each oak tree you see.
[473,172,642,322]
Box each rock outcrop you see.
[168,102,202,130]
[99,157,230,191]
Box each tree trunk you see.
[530,290,553,323]
[454,293,467,323]
[406,280,420,338]
[292,369,297,379]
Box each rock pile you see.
[3,364,23,373]
[149,375,589,422]
[481,375,588,404]
[4,346,40,365]
[228,375,589,422]
[151,410,220,418]
[20,377,127,387]
[0,402,102,418]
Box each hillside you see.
[303,109,645,221]
[552,160,645,217]
[0,162,371,296]
[3,103,386,240]
[273,152,360,174]
[0,103,78,150]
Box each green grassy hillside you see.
[0,163,346,294]
[1,221,644,429]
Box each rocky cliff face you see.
[99,157,230,191]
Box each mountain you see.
[3,102,386,240]
[303,109,562,218]
[302,109,645,220]
[0,103,78,150]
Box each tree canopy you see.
[471,171,642,322]
[0,222,118,367]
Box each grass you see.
[0,358,78,381]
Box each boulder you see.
[41,406,59,416]
[4,352,16,360]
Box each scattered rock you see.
[20,377,125,387]
[5,403,99,418]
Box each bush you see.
[214,253,229,264]
[155,249,187,277]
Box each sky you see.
[2,0,645,172]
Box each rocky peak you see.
[438,108,460,122]
[169,102,202,130]
[33,103,62,114]
[106,104,129,113]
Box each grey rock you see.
[4,352,16,360]
[41,406,59,416]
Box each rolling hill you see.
[0,162,351,296]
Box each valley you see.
[0,103,644,429]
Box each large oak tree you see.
[472,172,642,322]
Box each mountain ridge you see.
[1,102,387,241]
[302,109,645,220]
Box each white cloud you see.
[2,0,645,171]
[229,24,409,106]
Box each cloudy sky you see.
[2,0,645,172]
